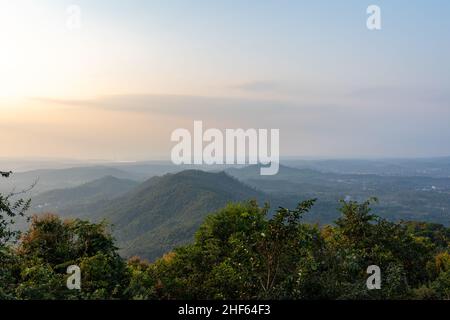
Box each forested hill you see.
[82,170,269,260]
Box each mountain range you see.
[5,159,450,261]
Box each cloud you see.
[348,86,450,106]
[27,92,450,158]
[30,94,304,126]
[231,81,281,92]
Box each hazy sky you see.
[1,0,449,160]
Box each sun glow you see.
[0,2,51,98]
[0,1,101,101]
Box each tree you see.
[0,171,30,299]
[0,172,30,248]
[317,198,434,299]
[126,198,448,300]
[129,199,321,299]
[16,214,130,299]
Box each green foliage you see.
[318,198,434,299]
[78,252,130,299]
[0,190,30,247]
[430,270,450,299]
[1,168,449,301]
[125,198,450,300]
[3,213,130,299]
[0,247,22,299]
[0,172,31,299]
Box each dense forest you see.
[1,173,450,300]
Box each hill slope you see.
[84,170,268,260]
[31,176,140,215]
[0,166,139,196]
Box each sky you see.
[0,0,449,161]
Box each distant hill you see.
[104,161,237,179]
[77,170,268,260]
[0,166,139,196]
[0,162,241,196]
[31,176,140,215]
